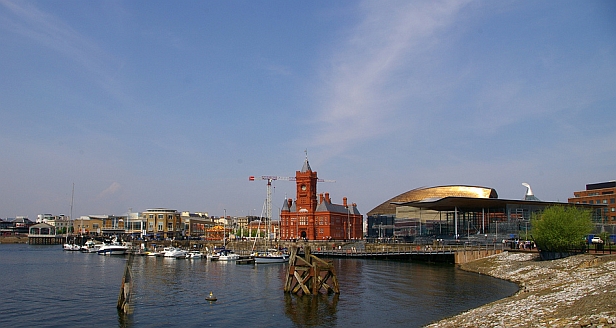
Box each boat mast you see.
[69,183,74,242]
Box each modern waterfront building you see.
[568,181,616,223]
[280,157,363,241]
[367,184,603,241]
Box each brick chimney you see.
[343,197,347,207]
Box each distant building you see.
[568,181,616,223]
[28,222,62,245]
[11,217,34,234]
[280,157,363,241]
[180,212,214,238]
[141,208,182,239]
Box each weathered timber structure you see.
[117,254,134,315]
[284,246,339,295]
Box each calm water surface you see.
[0,244,517,327]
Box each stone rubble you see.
[426,252,616,328]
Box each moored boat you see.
[162,247,187,258]
[211,249,239,261]
[97,243,128,255]
[187,251,203,259]
[253,249,289,264]
[80,240,102,253]
[63,243,81,251]
[97,238,129,255]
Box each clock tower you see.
[280,153,363,241]
[295,155,318,213]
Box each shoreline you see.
[426,251,616,327]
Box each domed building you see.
[366,185,498,240]
[365,183,592,242]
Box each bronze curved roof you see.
[367,185,498,217]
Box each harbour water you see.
[0,244,517,327]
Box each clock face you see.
[301,185,307,191]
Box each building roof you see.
[301,156,311,173]
[316,201,360,215]
[367,185,498,217]
[393,196,604,212]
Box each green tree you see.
[531,205,593,252]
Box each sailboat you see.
[63,184,81,251]
[212,210,240,261]
[251,200,288,264]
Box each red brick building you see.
[568,181,615,223]
[280,157,363,241]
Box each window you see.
[158,222,163,231]
[158,214,163,219]
[168,222,173,230]
[603,199,608,204]
[611,198,615,204]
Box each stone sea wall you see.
[427,252,616,327]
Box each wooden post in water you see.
[284,246,339,295]
[117,253,134,314]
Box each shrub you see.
[531,205,593,252]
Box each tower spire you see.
[301,149,311,172]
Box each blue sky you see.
[1,0,614,220]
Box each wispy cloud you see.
[0,0,110,75]
[310,0,470,152]
[0,0,131,108]
[97,182,122,200]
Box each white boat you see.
[63,243,81,251]
[162,247,187,258]
[211,249,239,261]
[80,240,102,253]
[97,243,128,255]
[98,238,129,255]
[187,251,203,259]
[253,249,289,264]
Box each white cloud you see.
[310,0,470,153]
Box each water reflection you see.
[117,308,133,328]
[284,293,339,326]
[0,245,518,328]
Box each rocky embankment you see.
[427,252,616,327]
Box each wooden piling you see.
[284,246,339,295]
[117,253,134,314]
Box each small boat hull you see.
[253,255,289,264]
[97,245,128,255]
